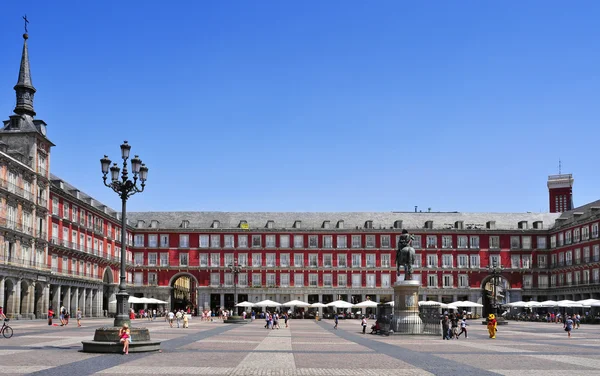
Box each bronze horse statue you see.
[396,244,416,280]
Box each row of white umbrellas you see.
[505,299,600,308]
[235,299,377,309]
[109,297,168,304]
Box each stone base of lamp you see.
[224,315,249,324]
[390,280,423,335]
[82,327,161,353]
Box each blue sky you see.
[0,1,598,213]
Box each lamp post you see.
[488,259,503,317]
[229,260,242,313]
[100,141,148,327]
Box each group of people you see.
[166,309,189,328]
[264,312,289,329]
[441,313,468,340]
[47,306,82,327]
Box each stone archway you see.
[169,273,199,312]
[102,267,116,316]
[19,280,30,319]
[34,283,44,318]
[480,275,511,316]
[3,278,15,317]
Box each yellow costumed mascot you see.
[487,313,497,339]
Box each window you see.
[308,235,318,248]
[537,255,547,268]
[428,274,437,287]
[470,254,480,268]
[238,235,248,248]
[52,198,58,215]
[565,230,572,244]
[511,255,521,269]
[522,236,531,250]
[202,235,212,248]
[558,233,564,246]
[352,274,361,288]
[538,274,548,288]
[510,236,520,249]
[160,253,169,266]
[442,254,453,268]
[72,206,78,222]
[265,253,275,267]
[323,273,332,287]
[224,273,233,286]
[179,235,189,248]
[582,226,589,240]
[309,274,318,287]
[294,235,304,248]
[199,253,208,267]
[565,250,573,265]
[381,254,391,268]
[224,235,234,248]
[457,255,468,268]
[550,235,556,248]
[457,236,468,248]
[426,236,437,248]
[523,275,532,289]
[238,273,248,287]
[63,202,69,219]
[489,254,500,267]
[337,274,347,287]
[134,235,144,247]
[352,254,361,267]
[160,234,169,248]
[148,253,157,266]
[366,254,376,268]
[458,274,469,288]
[266,235,276,248]
[584,247,590,262]
[148,235,157,248]
[210,273,220,286]
[134,253,144,265]
[337,254,347,268]
[294,254,303,267]
[352,235,361,248]
[412,235,422,249]
[594,269,600,283]
[366,235,375,248]
[252,253,262,267]
[443,274,453,288]
[252,235,262,248]
[381,235,390,248]
[294,273,304,287]
[536,236,546,249]
[252,273,262,287]
[381,274,391,287]
[224,253,234,267]
[575,248,581,264]
[280,253,290,267]
[573,228,580,243]
[593,223,599,238]
[489,236,500,249]
[62,256,68,273]
[280,235,290,248]
[267,273,276,287]
[595,245,600,262]
[179,253,188,266]
[337,235,347,248]
[134,272,143,286]
[323,235,333,248]
[583,270,590,284]
[442,236,452,249]
[469,236,480,249]
[550,274,557,286]
[412,254,421,268]
[210,253,220,267]
[280,273,290,287]
[366,274,376,288]
[211,235,220,248]
[238,253,248,266]
[426,254,438,268]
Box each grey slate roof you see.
[126,211,561,231]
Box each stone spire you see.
[13,33,36,117]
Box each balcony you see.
[0,179,34,202]
[1,254,49,271]
[37,166,48,178]
[36,196,47,208]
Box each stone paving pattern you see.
[0,317,599,375]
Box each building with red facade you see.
[2,32,600,319]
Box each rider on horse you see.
[397,229,416,280]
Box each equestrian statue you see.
[396,229,416,280]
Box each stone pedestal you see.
[390,280,423,335]
[224,315,249,324]
[82,327,161,353]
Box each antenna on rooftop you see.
[559,159,562,174]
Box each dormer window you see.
[150,220,159,229]
[533,221,543,229]
[454,221,464,230]
[486,221,496,230]
[424,220,433,229]
[266,220,274,229]
[136,220,145,228]
[393,220,403,229]
[365,220,373,229]
[181,220,190,229]
[518,221,528,230]
[322,220,330,229]
[212,220,220,229]
[239,220,249,229]
[337,220,344,229]
[293,220,302,229]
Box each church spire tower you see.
[13,30,36,117]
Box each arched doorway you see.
[20,280,30,318]
[102,268,115,316]
[3,279,14,316]
[481,275,510,316]
[34,283,44,318]
[170,273,198,312]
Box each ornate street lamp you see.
[100,141,148,327]
[488,259,504,317]
[224,260,246,324]
[83,141,159,353]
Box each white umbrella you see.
[254,299,281,307]
[418,301,449,309]
[538,300,558,307]
[577,299,600,307]
[354,300,379,308]
[326,300,354,309]
[450,300,484,308]
[309,302,328,308]
[108,296,143,304]
[235,301,255,307]
[281,299,310,307]
[557,300,583,308]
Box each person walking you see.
[441,315,450,340]
[361,316,367,334]
[183,313,189,328]
[76,308,82,327]
[334,314,339,330]
[167,310,175,328]
[457,318,468,338]
[564,316,574,338]
[48,307,54,326]
[176,310,183,328]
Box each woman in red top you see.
[119,323,131,354]
[47,307,54,325]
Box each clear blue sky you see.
[1,1,598,213]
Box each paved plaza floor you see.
[0,317,599,375]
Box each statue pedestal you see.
[390,280,423,335]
